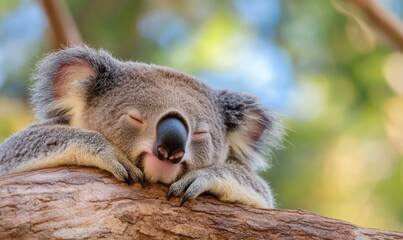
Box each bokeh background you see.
[1,0,402,231]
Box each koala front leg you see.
[0,122,143,184]
[168,163,274,208]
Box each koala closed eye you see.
[127,110,145,127]
[192,124,210,141]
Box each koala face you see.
[82,63,227,183]
[32,46,282,184]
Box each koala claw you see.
[120,162,144,186]
[166,191,174,201]
[111,164,143,186]
[180,195,190,207]
[167,184,181,201]
[106,150,144,185]
[125,177,133,185]
[168,171,209,206]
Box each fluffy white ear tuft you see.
[216,90,283,171]
[52,60,97,128]
[226,110,271,170]
[31,45,117,123]
[53,60,96,98]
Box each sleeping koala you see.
[0,46,283,208]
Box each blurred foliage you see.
[0,0,18,15]
[266,0,403,230]
[0,0,402,231]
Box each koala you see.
[0,46,283,208]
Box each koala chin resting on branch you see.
[0,46,283,208]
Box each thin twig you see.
[349,0,403,51]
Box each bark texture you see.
[0,167,402,240]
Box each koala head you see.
[31,46,283,184]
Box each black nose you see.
[153,117,188,164]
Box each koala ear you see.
[31,45,119,122]
[215,90,283,171]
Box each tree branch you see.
[0,167,402,239]
[349,0,403,51]
[40,0,82,49]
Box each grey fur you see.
[0,45,283,208]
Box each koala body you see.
[0,46,283,208]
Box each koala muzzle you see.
[154,117,188,164]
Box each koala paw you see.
[167,165,272,208]
[167,169,211,206]
[97,147,144,185]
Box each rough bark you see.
[0,167,402,240]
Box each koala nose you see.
[153,117,188,164]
